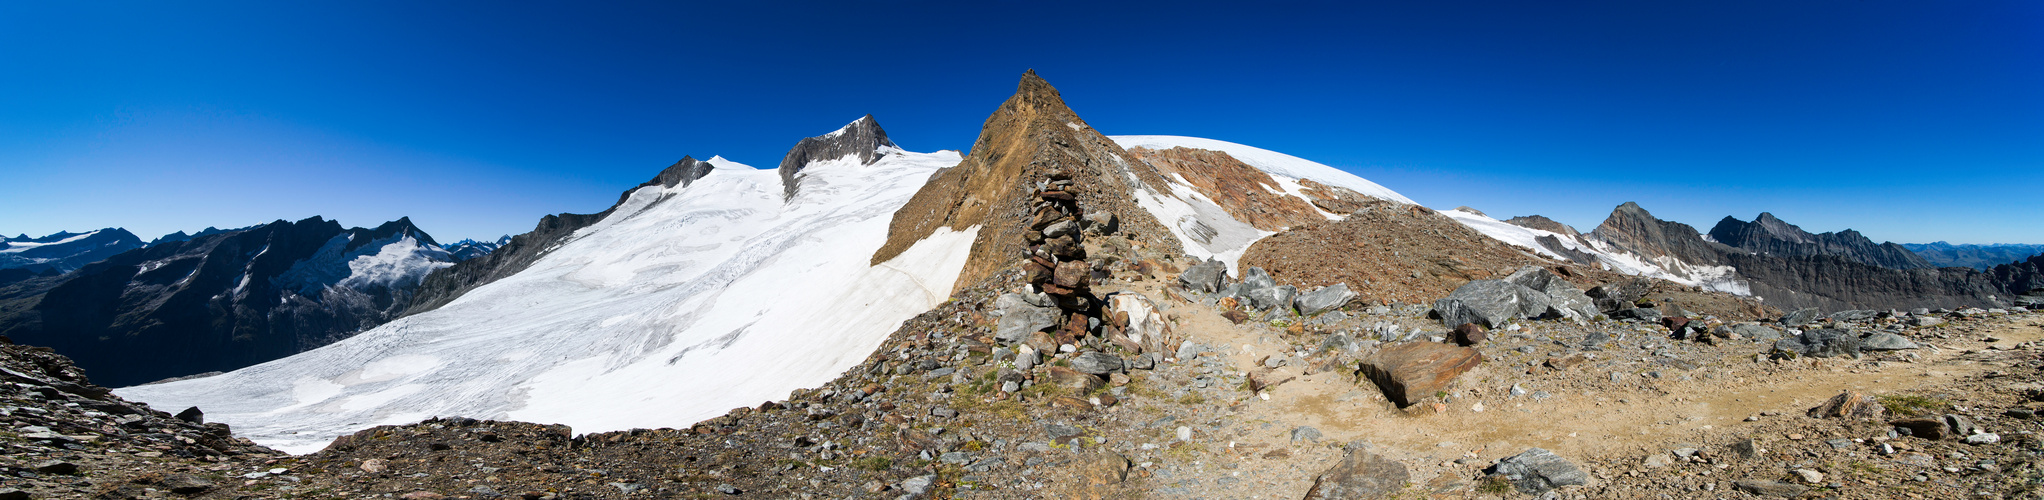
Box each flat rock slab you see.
[1304,444,1409,499]
[1359,342,1484,408]
[1491,448,1587,494]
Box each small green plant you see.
[1475,476,1514,494]
[1178,393,1206,405]
[1877,394,1948,417]
[851,457,892,471]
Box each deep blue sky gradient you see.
[3,1,2039,244]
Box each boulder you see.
[1452,323,1487,347]
[1504,266,1597,320]
[1178,258,1228,293]
[1774,329,1862,358]
[1303,443,1409,499]
[1245,285,1298,312]
[1069,351,1125,375]
[1296,283,1356,317]
[1780,308,1821,326]
[1107,293,1173,354]
[1829,309,1878,322]
[1908,315,1945,327]
[1890,418,1946,440]
[1861,332,1919,351]
[1730,323,1783,342]
[994,294,1061,344]
[1358,342,1484,407]
[1047,366,1104,393]
[1612,307,1664,323]
[1082,211,1118,235]
[1807,391,1887,420]
[1241,266,1277,290]
[1429,280,1552,328]
[175,406,204,424]
[1489,448,1588,495]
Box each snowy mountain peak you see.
[0,227,145,274]
[777,114,899,200]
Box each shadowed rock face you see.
[872,70,1183,290]
[778,114,896,200]
[0,217,451,386]
[1709,212,1931,270]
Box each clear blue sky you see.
[3,1,2039,245]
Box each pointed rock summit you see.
[639,156,717,192]
[872,70,1183,290]
[1588,202,1727,266]
[779,114,897,199]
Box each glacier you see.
[118,148,977,454]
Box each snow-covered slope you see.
[118,146,978,454]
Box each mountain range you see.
[0,70,2036,457]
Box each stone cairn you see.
[1020,169,1105,348]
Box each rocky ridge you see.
[0,229,146,277]
[1709,212,1932,270]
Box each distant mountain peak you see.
[640,156,717,191]
[777,115,898,200]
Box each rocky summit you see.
[4,70,2042,500]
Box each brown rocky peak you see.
[872,70,1182,290]
[1504,215,1580,238]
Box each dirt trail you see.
[1115,277,2044,497]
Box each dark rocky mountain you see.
[441,235,510,262]
[0,228,145,275]
[148,226,241,246]
[0,216,457,387]
[1583,203,2028,312]
[1708,212,1931,270]
[1904,242,2044,270]
[401,155,722,316]
[1586,202,1731,267]
[777,114,896,200]
[874,70,1183,290]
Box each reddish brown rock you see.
[1545,354,1589,371]
[1222,310,1249,325]
[1054,260,1091,290]
[1452,323,1488,346]
[1359,342,1485,408]
[1023,261,1053,285]
[1048,366,1104,393]
[1808,391,1887,420]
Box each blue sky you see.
[2,1,2039,245]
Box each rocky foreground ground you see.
[3,232,2043,499]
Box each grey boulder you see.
[1245,285,1298,312]
[1241,266,1277,290]
[1774,329,1862,358]
[1430,280,1551,329]
[994,292,1061,344]
[1178,258,1229,293]
[1780,308,1821,326]
[1296,283,1357,317]
[1069,351,1125,375]
[1504,266,1597,321]
[1861,332,1919,351]
[1729,323,1783,342]
[1489,448,1587,495]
